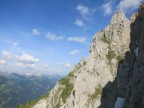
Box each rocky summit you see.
[31,4,144,108]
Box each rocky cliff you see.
[31,4,144,108]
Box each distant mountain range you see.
[0,72,62,108]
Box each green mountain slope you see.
[0,73,61,108]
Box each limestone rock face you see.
[32,4,144,108]
[111,10,128,24]
[33,11,130,108]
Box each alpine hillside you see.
[0,72,61,108]
[25,3,144,108]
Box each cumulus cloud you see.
[32,28,40,36]
[67,36,86,43]
[76,4,96,17]
[19,54,39,64]
[70,50,80,55]
[1,50,39,67]
[103,1,113,15]
[75,4,96,28]
[0,50,41,74]
[75,19,85,27]
[16,62,35,68]
[117,0,142,12]
[46,32,64,41]
[76,5,90,16]
[102,0,143,15]
[0,50,72,75]
[0,60,7,65]
[1,50,15,60]
[56,62,71,68]
[65,63,71,68]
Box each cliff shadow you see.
[97,4,143,108]
[98,53,131,108]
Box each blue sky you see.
[0,0,142,76]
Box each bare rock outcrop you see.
[32,3,144,108]
[32,8,131,108]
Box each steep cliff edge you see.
[30,4,144,108]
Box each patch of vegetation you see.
[54,72,75,108]
[100,30,105,32]
[54,102,60,108]
[106,49,117,78]
[0,74,61,108]
[17,93,49,108]
[53,88,61,108]
[117,55,124,64]
[83,61,87,65]
[100,35,110,44]
[90,85,103,100]
[106,50,116,63]
[68,72,74,78]
[58,72,74,103]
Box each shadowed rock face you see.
[32,4,144,108]
[100,3,144,108]
[122,4,144,108]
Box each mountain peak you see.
[30,4,144,108]
[111,9,127,24]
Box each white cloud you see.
[12,42,18,47]
[56,62,65,65]
[0,60,7,65]
[65,63,71,68]
[44,64,49,68]
[0,51,72,75]
[56,62,71,68]
[0,51,40,74]
[46,32,64,41]
[102,0,142,15]
[70,50,80,55]
[67,36,86,43]
[11,42,19,50]
[117,0,142,12]
[75,4,96,28]
[1,50,14,60]
[75,19,85,27]
[16,62,35,68]
[19,54,39,64]
[32,28,40,36]
[76,4,96,17]
[0,50,39,69]
[76,4,90,16]
[1,51,39,64]
[103,1,113,15]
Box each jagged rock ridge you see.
[31,4,144,108]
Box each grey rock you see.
[32,3,144,108]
